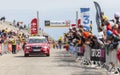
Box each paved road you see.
[0,49,108,75]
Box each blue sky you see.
[0,0,119,40]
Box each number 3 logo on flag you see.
[80,8,90,30]
[83,15,90,24]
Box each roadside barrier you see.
[66,44,120,74]
[0,44,2,54]
[2,43,8,54]
[16,43,21,51]
[8,43,12,52]
[65,44,69,51]
[0,42,23,55]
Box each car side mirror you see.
[47,41,50,44]
[47,40,50,44]
[24,42,27,44]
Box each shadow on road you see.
[14,55,48,58]
[52,50,106,75]
[52,50,75,61]
[52,50,80,68]
[72,71,104,75]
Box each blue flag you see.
[80,8,90,13]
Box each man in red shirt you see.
[106,22,112,31]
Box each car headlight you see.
[26,46,31,49]
[43,46,48,49]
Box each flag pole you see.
[37,11,39,36]
[76,11,78,28]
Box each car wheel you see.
[24,54,29,57]
[46,54,50,57]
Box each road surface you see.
[0,48,108,75]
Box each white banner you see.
[45,20,70,27]
[80,8,90,31]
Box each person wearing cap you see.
[11,36,17,54]
[101,12,108,26]
[114,12,120,24]
[106,21,112,31]
[58,36,63,49]
[97,27,105,46]
[112,24,119,36]
[83,29,90,39]
[114,12,120,36]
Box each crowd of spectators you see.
[63,12,120,55]
[0,19,29,54]
[0,27,28,44]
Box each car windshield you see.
[28,38,47,43]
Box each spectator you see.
[11,36,17,54]
[0,16,6,23]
